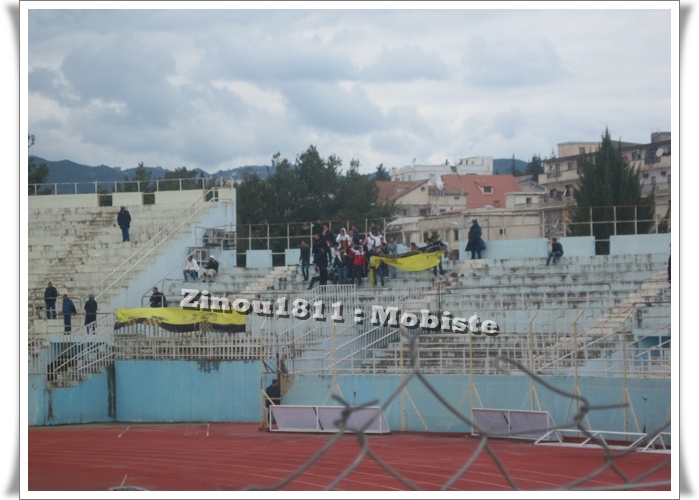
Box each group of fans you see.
[301,223,446,290]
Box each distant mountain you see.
[30,156,528,193]
[30,156,274,193]
[493,158,528,175]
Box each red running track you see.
[28,423,671,492]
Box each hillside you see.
[30,156,531,193]
[493,158,528,175]
[30,156,272,193]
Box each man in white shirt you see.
[183,255,200,281]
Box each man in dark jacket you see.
[149,287,167,307]
[546,238,564,265]
[62,294,77,333]
[44,281,58,319]
[265,378,281,426]
[202,256,219,282]
[427,235,446,276]
[465,218,485,259]
[299,241,311,282]
[117,205,131,242]
[84,293,98,334]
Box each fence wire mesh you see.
[247,331,671,492]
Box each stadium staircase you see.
[29,195,220,332]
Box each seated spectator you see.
[546,238,564,265]
[183,255,199,281]
[150,287,167,307]
[202,256,219,282]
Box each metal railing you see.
[28,314,116,387]
[29,176,233,196]
[293,342,670,378]
[232,205,669,258]
[91,186,220,303]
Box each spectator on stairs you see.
[44,281,58,319]
[117,205,131,242]
[84,293,98,334]
[62,294,77,333]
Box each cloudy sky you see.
[24,2,676,175]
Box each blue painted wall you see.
[114,359,260,422]
[28,369,114,426]
[28,360,670,436]
[283,373,670,435]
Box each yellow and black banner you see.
[368,249,445,286]
[114,307,246,333]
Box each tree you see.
[161,166,205,191]
[28,134,50,194]
[374,163,391,181]
[507,154,521,176]
[525,154,544,183]
[569,128,655,254]
[122,162,153,192]
[236,145,398,226]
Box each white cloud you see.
[25,4,674,174]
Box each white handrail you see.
[91,187,218,302]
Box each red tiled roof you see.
[441,174,523,209]
[376,180,429,203]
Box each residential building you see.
[389,156,493,182]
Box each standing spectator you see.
[349,243,365,287]
[202,256,219,282]
[84,293,98,334]
[465,218,485,260]
[427,235,446,276]
[366,227,385,287]
[265,378,281,426]
[351,225,364,246]
[546,238,564,266]
[62,294,77,333]
[44,281,58,319]
[320,224,335,249]
[117,205,131,242]
[308,244,328,290]
[150,287,167,307]
[299,241,311,282]
[183,255,199,281]
[388,237,398,279]
[336,247,350,284]
[336,228,351,249]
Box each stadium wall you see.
[28,361,670,436]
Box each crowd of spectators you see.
[305,224,445,290]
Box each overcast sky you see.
[25,2,676,175]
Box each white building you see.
[390,156,493,182]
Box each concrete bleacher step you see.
[29,200,220,321]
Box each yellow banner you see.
[368,249,445,286]
[369,249,445,272]
[114,306,246,333]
